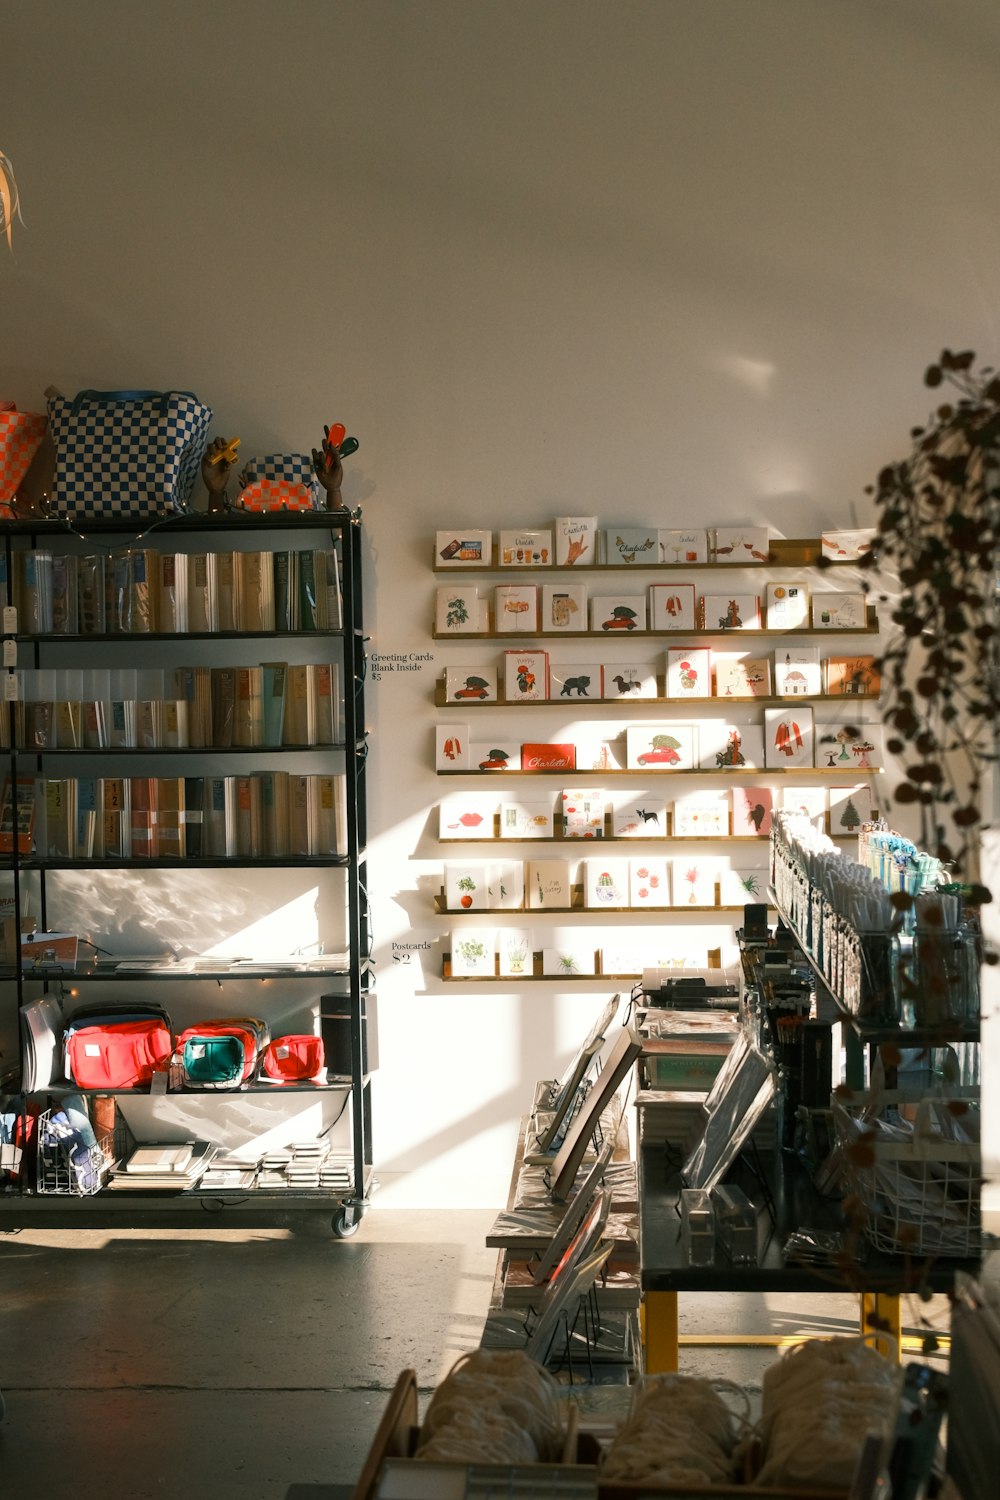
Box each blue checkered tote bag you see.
[47,389,213,519]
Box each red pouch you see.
[262,1035,325,1081]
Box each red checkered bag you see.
[0,402,47,514]
[262,1034,325,1081]
[234,454,321,511]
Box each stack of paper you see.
[108,1141,217,1190]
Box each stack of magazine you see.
[108,1141,218,1190]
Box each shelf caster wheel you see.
[332,1207,360,1238]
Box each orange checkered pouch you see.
[0,401,47,515]
[234,454,321,511]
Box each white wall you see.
[4,0,1000,1205]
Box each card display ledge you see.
[437,766,882,777]
[432,615,878,641]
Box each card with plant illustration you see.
[450,928,496,978]
[666,648,711,698]
[435,584,484,633]
[498,927,534,977]
[444,861,491,911]
[542,945,597,976]
[526,858,574,909]
[487,860,526,910]
[582,857,630,909]
[670,855,721,906]
[719,863,767,905]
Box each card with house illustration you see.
[765,581,811,631]
[672,789,730,837]
[610,794,668,838]
[649,582,697,631]
[471,740,522,772]
[719,862,768,905]
[824,655,881,697]
[697,722,765,770]
[450,928,496,978]
[560,787,606,839]
[435,584,485,633]
[810,592,866,629]
[487,860,526,910]
[600,527,658,566]
[626,722,697,770]
[670,854,721,906]
[582,857,630,909]
[773,645,821,697]
[711,526,770,564]
[629,856,670,907]
[697,593,762,630]
[541,583,587,632]
[828,783,874,834]
[494,583,539,633]
[438,792,498,840]
[764,705,814,768]
[554,515,599,567]
[666,648,711,699]
[444,860,491,911]
[436,530,493,567]
[712,652,772,698]
[731,786,774,837]
[444,665,498,704]
[503,649,549,701]
[499,530,553,567]
[781,785,827,829]
[549,663,600,700]
[542,945,597,976]
[527,858,574,909]
[498,927,534,977]
[815,723,882,771]
[600,662,658,700]
[436,723,471,770]
[499,796,555,839]
[658,529,708,565]
[590,594,647,633]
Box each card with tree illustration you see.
[590,594,647,633]
[625,723,698,770]
[828,783,874,834]
[764,706,814,768]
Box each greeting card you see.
[672,789,730,837]
[711,527,770,564]
[828,783,874,834]
[666,647,711,698]
[503,649,549,701]
[764,705,815,768]
[780,785,827,829]
[499,530,552,566]
[554,516,598,567]
[810,593,866,629]
[821,529,876,561]
[575,736,626,772]
[541,583,587,632]
[626,723,698,770]
[527,858,574,909]
[629,857,670,907]
[499,797,554,839]
[498,928,534,977]
[471,741,521,771]
[610,795,667,838]
[658,530,708,565]
[773,646,821,697]
[601,528,658,566]
[731,786,774,837]
[436,724,471,770]
[712,652,772,698]
[765,581,810,631]
[494,583,539,633]
[697,722,765,770]
[590,594,647,633]
[719,863,767,905]
[436,530,492,566]
[487,860,526,910]
[444,861,491,911]
[450,929,496,977]
[649,582,697,631]
[542,946,597,976]
[600,662,658,700]
[435,585,485,634]
[697,593,762,630]
[583,857,630,909]
[815,723,882,771]
[438,793,498,840]
[824,655,881,697]
[549,663,600,700]
[444,666,497,704]
[560,787,606,839]
[670,855,721,906]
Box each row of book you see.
[0,662,341,749]
[0,772,349,860]
[2,547,343,635]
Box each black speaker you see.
[320,993,379,1077]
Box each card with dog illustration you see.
[610,795,668,838]
[600,662,658,700]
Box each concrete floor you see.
[0,1189,953,1500]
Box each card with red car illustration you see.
[444,666,498,703]
[625,723,698,770]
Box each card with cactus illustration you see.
[629,856,670,908]
[450,928,496,977]
[666,648,711,698]
[583,857,630,908]
[435,585,485,633]
[610,793,667,838]
[444,861,491,911]
[764,705,814,768]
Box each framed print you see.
[582,857,630,909]
[444,860,491,911]
[658,529,708,565]
[828,782,874,834]
[549,662,600,700]
[649,582,697,631]
[713,652,771,698]
[499,797,554,839]
[697,722,765,771]
[450,928,496,978]
[610,794,667,838]
[672,789,729,837]
[764,705,815,768]
[765,581,810,631]
[670,855,721,907]
[561,787,606,839]
[666,647,711,699]
[711,526,769,564]
[698,593,762,630]
[810,592,866,629]
[503,649,549,701]
[436,529,492,566]
[731,786,774,837]
[626,722,697,770]
[824,655,881,697]
[443,665,497,704]
[600,662,658,700]
[629,856,670,907]
[815,723,882,771]
[494,583,539,633]
[436,723,471,770]
[438,792,498,839]
[600,527,658,566]
[498,927,534,977]
[499,529,552,566]
[590,594,647,633]
[541,583,587,632]
[554,515,599,567]
[773,645,821,696]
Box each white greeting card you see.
[697,722,765,770]
[444,861,491,912]
[542,946,597,976]
[444,666,497,703]
[712,526,770,564]
[435,585,483,634]
[549,663,600,700]
[561,787,606,839]
[583,857,630,909]
[666,648,711,698]
[713,652,772,698]
[821,529,876,562]
[503,649,549,701]
[488,860,526,910]
[671,789,730,837]
[438,792,498,839]
[658,530,708,565]
[828,783,874,835]
[527,858,574,909]
[773,646,821,697]
[731,786,774,837]
[626,723,697,770]
[719,863,768,905]
[471,741,521,772]
[499,530,553,566]
[541,583,587,632]
[436,723,471,770]
[601,528,658,566]
[498,928,534,977]
[810,592,867,629]
[630,857,670,907]
[611,795,667,837]
[815,723,882,771]
[600,662,658,700]
[781,785,827,829]
[450,929,496,977]
[575,736,626,772]
[494,583,539,633]
[670,855,721,906]
[554,516,598,567]
[590,594,646,633]
[436,530,492,567]
[499,797,554,839]
[698,593,762,630]
[764,705,815,768]
[765,581,811,631]
[649,582,697,631]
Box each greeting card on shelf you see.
[810,592,866,629]
[698,593,762,630]
[815,723,881,771]
[498,927,534,977]
[781,785,827,829]
[436,724,471,770]
[666,648,711,699]
[503,649,549,701]
[765,581,811,631]
[436,585,486,633]
[824,655,881,696]
[600,662,658,700]
[590,594,646,633]
[554,516,598,567]
[821,528,875,561]
[600,942,643,975]
[521,742,575,771]
[672,789,730,837]
[611,794,667,838]
[670,855,720,906]
[626,723,698,770]
[600,528,658,566]
[731,786,774,837]
[450,929,496,978]
[719,862,767,905]
[697,723,765,771]
[773,646,821,696]
[561,787,606,839]
[527,858,574,909]
[583,857,630,909]
[541,583,587,632]
[444,861,491,911]
[764,706,814,768]
[659,530,708,565]
[488,860,526,910]
[711,527,769,564]
[500,797,554,839]
[574,736,625,772]
[472,741,522,771]
[436,530,492,566]
[829,782,874,834]
[444,666,498,704]
[494,583,539,633]
[439,792,499,839]
[630,857,670,907]
[712,652,772,698]
[549,663,600,700]
[649,582,697,631]
[499,530,552,566]
[542,946,597,976]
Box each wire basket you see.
[833,1089,981,1257]
[36,1107,113,1196]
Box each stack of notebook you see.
[108,1141,217,1190]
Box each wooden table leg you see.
[644,1290,679,1373]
